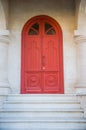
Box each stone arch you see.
[0,0,7,30]
[75,0,81,30]
[76,0,86,34]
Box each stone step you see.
[3,100,81,109]
[7,94,79,101]
[0,108,84,118]
[0,128,85,130]
[0,94,85,130]
[0,118,86,129]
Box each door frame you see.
[21,15,64,94]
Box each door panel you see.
[25,37,41,71]
[24,37,42,92]
[25,72,42,93]
[43,37,59,71]
[43,71,60,93]
[43,36,60,92]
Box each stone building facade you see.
[0,0,86,129]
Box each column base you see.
[75,83,86,94]
[0,30,10,108]
[0,82,11,108]
[0,82,11,95]
[77,94,86,117]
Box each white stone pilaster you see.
[75,35,86,94]
[0,30,11,95]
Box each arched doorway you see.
[21,15,64,94]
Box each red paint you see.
[21,15,64,94]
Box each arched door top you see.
[22,15,62,36]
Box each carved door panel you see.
[24,23,43,93]
[24,37,42,93]
[43,37,59,92]
[42,23,60,93]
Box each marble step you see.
[3,100,81,109]
[0,108,84,118]
[6,94,79,101]
[0,117,86,130]
[0,128,85,130]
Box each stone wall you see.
[8,0,76,93]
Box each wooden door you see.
[21,15,64,94]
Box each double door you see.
[21,17,64,93]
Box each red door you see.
[21,16,64,94]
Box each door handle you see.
[42,56,46,67]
